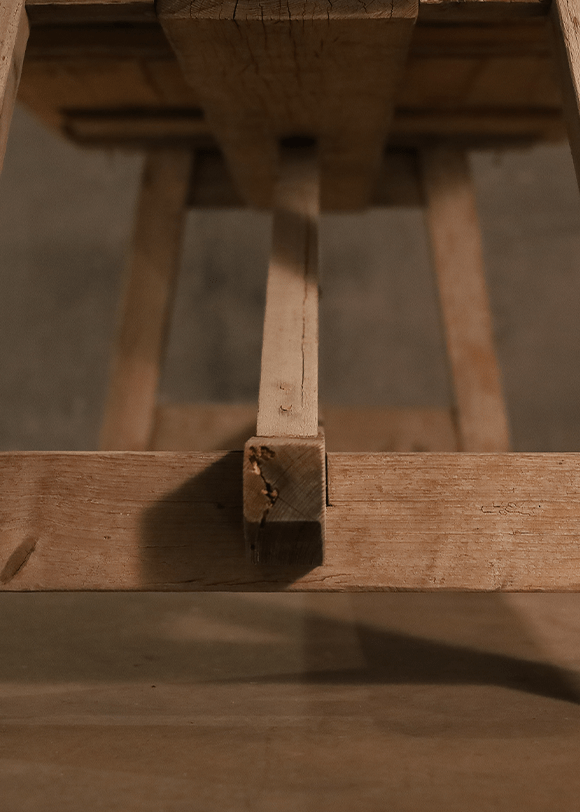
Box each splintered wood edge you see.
[243,434,326,567]
[1,451,580,591]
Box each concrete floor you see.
[2,105,580,810]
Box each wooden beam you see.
[0,0,28,174]
[187,148,425,210]
[25,0,156,25]
[244,143,324,566]
[158,0,417,210]
[421,147,510,452]
[64,110,208,147]
[1,451,580,591]
[256,144,320,440]
[419,0,550,23]
[243,434,326,566]
[552,0,580,191]
[390,110,565,144]
[150,404,458,452]
[99,149,191,451]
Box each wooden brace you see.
[243,142,325,566]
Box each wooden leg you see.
[244,142,325,566]
[421,147,510,453]
[552,0,580,190]
[0,0,28,175]
[99,149,192,451]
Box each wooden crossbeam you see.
[158,0,417,210]
[150,404,458,452]
[0,0,28,174]
[244,143,325,566]
[421,147,511,452]
[1,451,580,592]
[256,145,320,440]
[552,0,580,191]
[99,149,191,451]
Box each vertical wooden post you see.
[552,0,580,191]
[243,142,325,567]
[421,147,510,452]
[99,149,192,451]
[0,0,28,174]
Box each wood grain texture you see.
[257,145,320,439]
[421,147,510,452]
[99,149,191,451]
[552,0,580,190]
[150,403,458,452]
[1,451,580,591]
[0,0,28,174]
[158,0,417,210]
[243,434,325,566]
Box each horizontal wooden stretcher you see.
[1,451,580,592]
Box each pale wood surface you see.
[243,434,325,566]
[151,403,458,452]
[256,146,320,439]
[0,0,28,174]
[159,0,417,209]
[2,451,580,591]
[99,150,191,451]
[552,0,580,190]
[422,148,510,452]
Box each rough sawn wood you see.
[158,0,418,209]
[2,451,580,591]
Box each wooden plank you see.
[421,147,510,452]
[390,110,565,145]
[321,405,458,451]
[243,433,325,566]
[64,110,208,146]
[18,55,203,136]
[396,57,562,113]
[99,149,191,451]
[552,0,580,191]
[256,144,320,439]
[410,20,553,58]
[1,451,580,591]
[187,148,425,209]
[159,0,417,210]
[244,144,324,566]
[150,403,458,452]
[0,0,28,174]
[25,0,156,25]
[419,0,549,22]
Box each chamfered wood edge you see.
[1,451,580,592]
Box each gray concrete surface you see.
[3,106,580,812]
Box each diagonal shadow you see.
[0,590,578,707]
[205,595,580,704]
[139,453,315,589]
